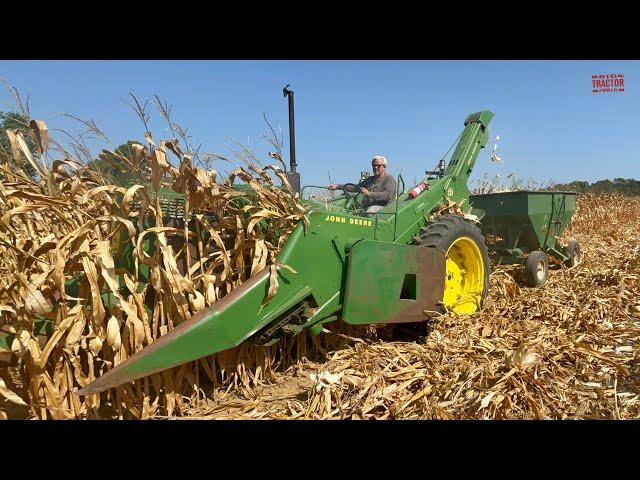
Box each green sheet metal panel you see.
[343,240,445,324]
[527,192,577,249]
[470,191,577,253]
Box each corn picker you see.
[79,88,580,395]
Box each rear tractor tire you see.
[565,238,582,268]
[525,250,549,286]
[413,215,490,314]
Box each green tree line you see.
[549,178,640,196]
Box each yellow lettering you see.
[325,215,330,221]
[358,219,363,225]
[367,221,372,226]
[349,219,354,224]
[341,217,346,223]
[330,216,335,222]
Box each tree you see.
[549,178,640,195]
[0,110,38,179]
[86,140,147,186]
[591,179,614,193]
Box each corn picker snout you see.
[79,91,579,396]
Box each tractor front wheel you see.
[413,215,490,314]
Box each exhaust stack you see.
[283,85,300,194]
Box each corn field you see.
[1,111,639,420]
[0,116,319,419]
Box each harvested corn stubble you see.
[188,193,640,420]
[299,193,640,419]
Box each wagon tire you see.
[565,238,582,268]
[525,250,549,286]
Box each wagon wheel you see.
[565,238,582,268]
[525,250,549,286]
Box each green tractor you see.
[79,89,578,395]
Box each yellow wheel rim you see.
[443,236,485,314]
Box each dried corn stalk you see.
[0,113,320,419]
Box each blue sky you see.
[0,60,637,188]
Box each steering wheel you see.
[340,183,365,211]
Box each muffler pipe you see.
[283,85,300,194]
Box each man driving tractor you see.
[328,155,397,214]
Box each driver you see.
[327,155,397,214]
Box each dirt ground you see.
[173,361,321,420]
